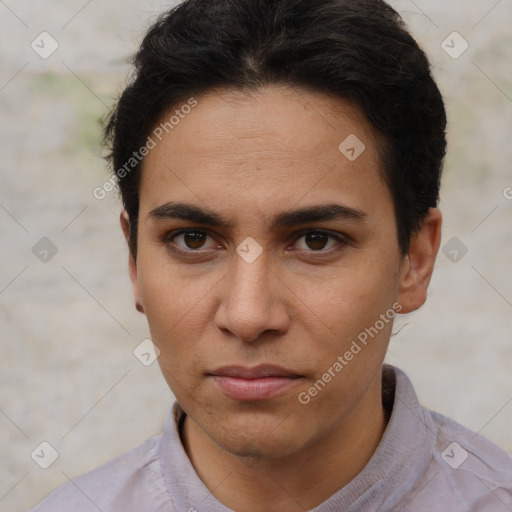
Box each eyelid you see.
[161,228,221,254]
[162,227,349,255]
[289,228,350,247]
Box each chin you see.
[217,431,299,460]
[205,411,306,460]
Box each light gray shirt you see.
[30,365,512,511]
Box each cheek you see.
[300,258,399,335]
[137,249,197,324]
[294,257,400,396]
[136,251,215,373]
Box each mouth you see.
[207,364,304,401]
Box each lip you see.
[208,365,303,401]
[210,364,301,379]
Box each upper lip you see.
[209,364,302,379]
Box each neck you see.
[180,378,388,512]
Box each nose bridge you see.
[215,248,288,342]
[229,250,273,314]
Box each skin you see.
[120,85,442,511]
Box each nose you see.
[214,252,291,343]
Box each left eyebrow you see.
[147,201,368,230]
[271,203,368,229]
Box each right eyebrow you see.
[147,202,233,228]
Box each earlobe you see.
[397,208,442,314]
[120,210,145,315]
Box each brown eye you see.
[294,230,345,253]
[303,232,329,250]
[181,231,207,249]
[164,229,218,252]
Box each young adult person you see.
[32,0,512,510]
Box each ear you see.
[120,210,145,314]
[397,208,442,314]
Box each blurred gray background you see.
[1,0,511,510]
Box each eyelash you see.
[161,228,349,259]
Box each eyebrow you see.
[147,202,368,230]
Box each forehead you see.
[139,85,391,224]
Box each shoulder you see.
[411,407,512,511]
[30,434,176,512]
[388,366,512,511]
[433,408,512,482]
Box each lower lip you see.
[211,375,302,401]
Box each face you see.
[122,85,440,460]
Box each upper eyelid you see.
[165,228,347,250]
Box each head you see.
[104,0,446,460]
